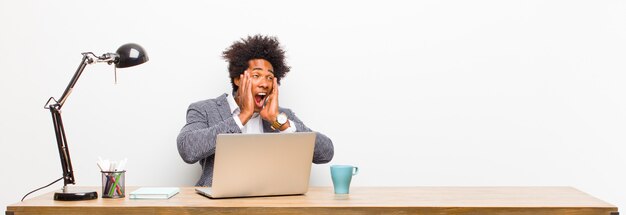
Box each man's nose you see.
[258,79,271,88]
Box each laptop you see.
[195,132,316,198]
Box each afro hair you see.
[222,34,290,92]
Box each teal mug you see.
[330,165,359,194]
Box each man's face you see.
[235,59,275,112]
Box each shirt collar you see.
[226,93,240,114]
[227,91,259,118]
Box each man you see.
[177,35,334,186]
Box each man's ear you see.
[234,77,241,87]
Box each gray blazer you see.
[177,93,334,186]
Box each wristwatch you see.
[271,112,288,130]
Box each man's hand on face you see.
[260,78,279,123]
[237,70,255,125]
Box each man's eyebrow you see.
[252,67,274,74]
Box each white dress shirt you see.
[227,94,296,134]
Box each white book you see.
[129,187,180,199]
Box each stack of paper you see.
[129,187,180,199]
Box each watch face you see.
[277,113,288,124]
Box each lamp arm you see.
[45,52,119,109]
[44,52,101,188]
[43,51,120,189]
[48,106,74,187]
[56,53,96,107]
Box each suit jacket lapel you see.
[263,120,278,133]
[215,93,232,121]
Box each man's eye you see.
[252,75,259,79]
[267,76,274,80]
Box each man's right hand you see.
[237,70,254,125]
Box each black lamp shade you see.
[115,43,149,68]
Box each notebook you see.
[129,187,180,199]
[196,132,316,199]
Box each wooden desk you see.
[6,186,618,215]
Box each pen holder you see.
[101,170,125,198]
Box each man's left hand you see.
[260,78,279,122]
[261,78,291,131]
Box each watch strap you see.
[271,120,282,130]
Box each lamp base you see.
[54,188,98,201]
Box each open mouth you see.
[254,92,267,108]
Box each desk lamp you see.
[43,43,148,201]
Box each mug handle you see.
[353,167,359,176]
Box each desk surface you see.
[7,186,618,215]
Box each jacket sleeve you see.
[177,102,241,164]
[283,108,334,164]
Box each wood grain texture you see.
[7,186,618,215]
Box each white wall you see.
[2,0,625,211]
